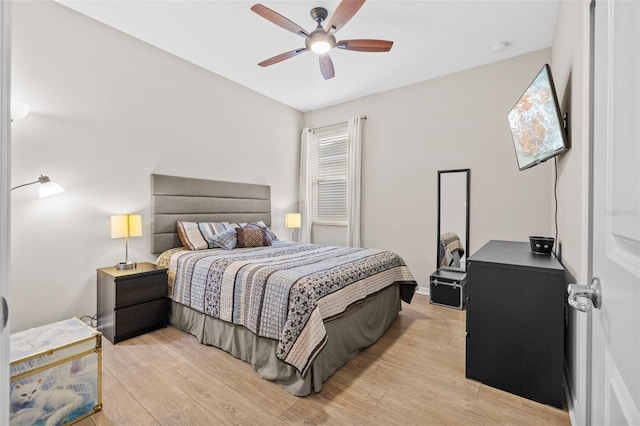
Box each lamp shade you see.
[110,215,128,239]
[111,214,142,239]
[128,215,143,237]
[38,178,64,198]
[285,213,301,229]
[11,175,64,197]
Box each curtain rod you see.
[311,116,367,132]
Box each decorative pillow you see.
[198,222,236,249]
[206,227,237,250]
[233,221,278,241]
[177,221,208,251]
[177,221,237,250]
[236,226,273,248]
[265,228,278,241]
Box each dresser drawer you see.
[115,272,167,309]
[114,298,168,343]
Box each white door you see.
[590,0,640,423]
[0,0,10,422]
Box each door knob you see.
[1,296,7,331]
[567,277,602,312]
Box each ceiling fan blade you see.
[319,54,335,80]
[258,48,308,67]
[336,39,393,52]
[251,4,310,38]
[326,0,366,33]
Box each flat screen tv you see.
[507,64,568,170]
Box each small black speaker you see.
[529,236,554,255]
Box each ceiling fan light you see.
[311,40,331,54]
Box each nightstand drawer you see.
[115,273,167,309]
[114,298,168,343]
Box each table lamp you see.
[285,213,301,242]
[111,214,142,270]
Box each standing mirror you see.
[437,169,470,271]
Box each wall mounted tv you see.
[507,64,568,170]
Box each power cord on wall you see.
[554,156,559,258]
[79,313,97,328]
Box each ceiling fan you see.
[251,0,393,80]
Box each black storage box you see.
[429,268,467,309]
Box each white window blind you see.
[311,124,349,224]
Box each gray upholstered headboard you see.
[150,174,271,254]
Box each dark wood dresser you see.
[97,262,168,344]
[466,240,566,408]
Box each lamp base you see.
[116,261,137,270]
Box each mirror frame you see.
[436,169,470,271]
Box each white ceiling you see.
[55,0,559,112]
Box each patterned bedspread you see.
[161,242,416,375]
[439,232,465,267]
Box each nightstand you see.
[97,262,168,344]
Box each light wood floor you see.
[77,295,570,425]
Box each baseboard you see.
[415,286,429,296]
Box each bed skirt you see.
[169,284,401,396]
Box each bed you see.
[151,174,417,395]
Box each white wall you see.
[551,1,591,424]
[9,0,303,332]
[304,49,555,290]
[552,1,591,286]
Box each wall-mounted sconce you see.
[111,214,142,270]
[10,100,30,122]
[11,175,65,198]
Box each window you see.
[311,124,349,225]
[300,116,363,246]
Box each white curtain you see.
[347,116,363,247]
[298,127,313,243]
